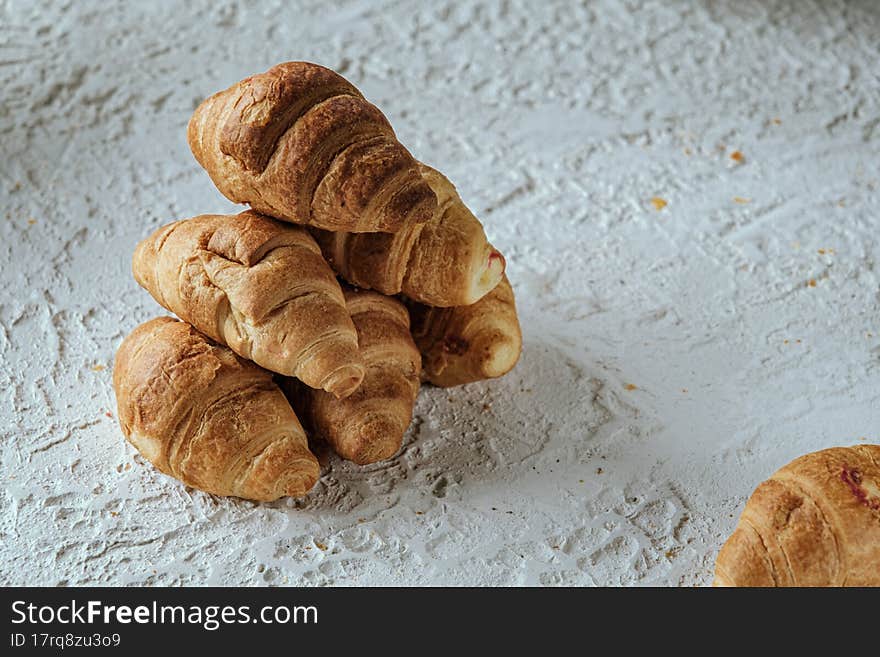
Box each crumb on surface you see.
[650,197,667,211]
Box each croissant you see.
[113,317,320,501]
[187,61,436,233]
[133,211,364,398]
[408,275,522,387]
[714,444,880,587]
[283,288,421,465]
[312,163,505,307]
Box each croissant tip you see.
[480,336,521,379]
[280,457,321,497]
[322,365,365,398]
[466,249,505,304]
[342,417,405,465]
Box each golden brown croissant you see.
[283,288,421,465]
[312,163,506,307]
[714,444,880,587]
[408,274,522,387]
[113,317,320,501]
[133,210,364,398]
[187,61,436,233]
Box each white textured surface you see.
[1,0,879,586]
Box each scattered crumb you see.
[796,339,802,344]
[578,479,584,484]
[124,463,131,471]
[104,411,113,418]
[357,518,366,523]
[481,403,491,412]
[730,150,744,163]
[596,467,604,475]
[683,147,692,156]
[314,540,327,551]
[681,388,688,393]
[27,218,37,225]
[665,549,677,560]
[783,339,789,345]
[551,545,559,550]
[650,197,667,211]
[91,364,105,372]
[837,199,846,207]
[807,279,817,288]
[415,511,423,515]
[733,196,750,204]
[624,383,638,391]
[110,511,118,517]
[772,118,782,125]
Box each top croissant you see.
[187,61,438,233]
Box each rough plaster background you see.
[1,0,879,586]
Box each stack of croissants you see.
[113,62,522,503]
[112,62,879,587]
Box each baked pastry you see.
[188,61,436,233]
[714,444,880,586]
[312,163,505,307]
[408,275,521,387]
[284,287,420,464]
[133,211,364,397]
[113,317,320,501]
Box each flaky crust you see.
[283,288,420,465]
[408,275,522,387]
[133,211,364,398]
[312,163,505,307]
[713,445,880,586]
[113,317,320,501]
[187,61,436,233]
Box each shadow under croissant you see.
[260,337,614,514]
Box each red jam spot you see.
[840,467,880,510]
[488,251,504,268]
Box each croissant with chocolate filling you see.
[408,274,522,387]
[113,317,320,501]
[133,211,364,398]
[188,61,436,233]
[714,444,880,587]
[284,288,421,465]
[313,163,505,307]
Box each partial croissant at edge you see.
[187,61,437,233]
[408,274,522,387]
[133,211,364,398]
[282,287,421,465]
[113,317,320,501]
[713,444,880,587]
[313,163,506,307]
